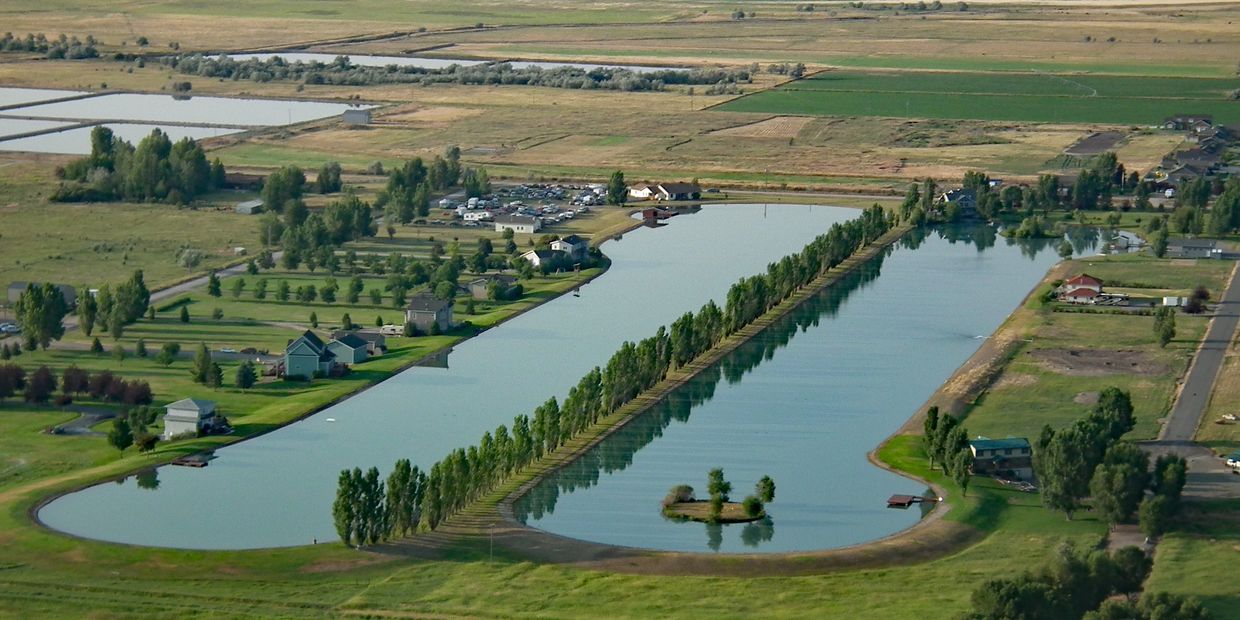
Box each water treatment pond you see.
[6,93,368,127]
[0,123,242,154]
[40,203,861,549]
[513,225,1096,553]
[219,52,678,73]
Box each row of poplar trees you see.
[332,205,895,545]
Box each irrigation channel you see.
[39,207,1102,550]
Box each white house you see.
[550,234,589,261]
[162,398,218,439]
[655,182,701,201]
[522,249,567,268]
[1062,288,1099,304]
[495,214,542,234]
[628,183,656,200]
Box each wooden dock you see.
[887,494,939,509]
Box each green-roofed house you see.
[969,437,1033,480]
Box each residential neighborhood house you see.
[522,249,567,269]
[406,293,454,333]
[467,274,517,300]
[969,437,1034,480]
[628,183,657,200]
[495,214,542,234]
[331,330,387,355]
[1166,238,1223,259]
[550,234,589,261]
[327,333,369,364]
[162,398,220,439]
[284,330,336,379]
[655,182,702,201]
[1058,274,1104,305]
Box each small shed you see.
[343,108,372,125]
[162,398,218,439]
[235,199,264,215]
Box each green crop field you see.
[717,70,1240,125]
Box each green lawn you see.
[1145,499,1240,620]
[717,70,1240,125]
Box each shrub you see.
[742,495,764,517]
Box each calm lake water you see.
[7,93,368,127]
[40,203,863,549]
[514,225,1093,553]
[0,86,88,108]
[0,123,242,154]
[219,52,677,74]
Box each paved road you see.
[1160,262,1240,441]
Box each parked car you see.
[219,347,238,354]
[1,323,20,334]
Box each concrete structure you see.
[284,330,335,379]
[405,294,453,333]
[968,437,1033,480]
[495,214,542,234]
[550,234,589,261]
[162,398,218,439]
[332,330,386,355]
[1166,238,1223,259]
[7,282,77,307]
[235,199,264,215]
[327,333,369,364]
[342,108,372,125]
[468,274,517,300]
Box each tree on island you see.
[707,468,732,521]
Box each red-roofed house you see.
[1062,274,1103,293]
[1062,288,1099,304]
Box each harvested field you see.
[1065,131,1125,156]
[1030,348,1169,377]
[992,372,1037,390]
[379,106,485,124]
[710,116,812,139]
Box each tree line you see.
[964,542,1210,620]
[0,363,152,408]
[0,32,98,59]
[923,406,975,495]
[53,127,225,204]
[331,205,895,545]
[159,54,752,93]
[78,270,151,341]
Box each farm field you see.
[716,70,1240,125]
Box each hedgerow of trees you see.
[158,54,753,93]
[963,542,1211,620]
[332,205,894,544]
[53,127,225,204]
[0,32,98,59]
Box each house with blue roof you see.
[969,437,1033,480]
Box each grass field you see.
[716,70,1240,125]
[963,254,1221,441]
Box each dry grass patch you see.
[710,115,812,139]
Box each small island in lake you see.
[661,469,775,524]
